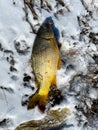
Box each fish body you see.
[28,22,61,111]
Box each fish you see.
[28,22,61,112]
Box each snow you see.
[0,0,98,130]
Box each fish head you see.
[38,22,54,39]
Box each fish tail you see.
[27,91,47,112]
[27,90,39,109]
[27,80,51,112]
[38,80,51,112]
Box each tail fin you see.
[27,90,39,109]
[27,80,51,112]
[27,90,47,112]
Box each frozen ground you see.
[0,0,98,130]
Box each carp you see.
[28,22,61,111]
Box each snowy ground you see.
[0,0,98,130]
